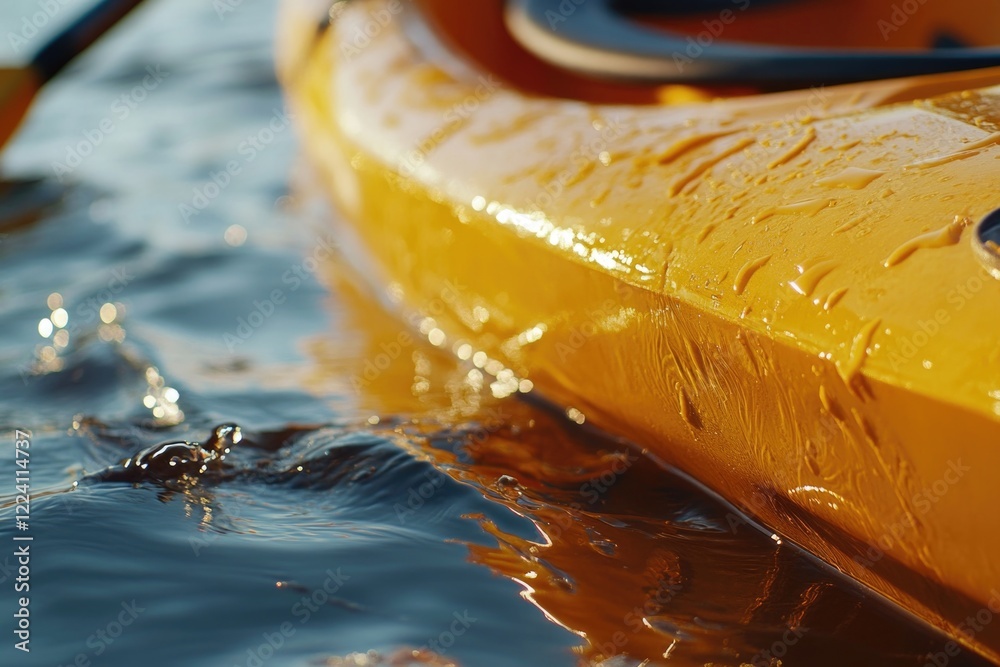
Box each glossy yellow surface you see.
[278,0,1000,660]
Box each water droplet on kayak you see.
[766,127,818,171]
[822,287,849,311]
[814,167,884,189]
[789,259,839,297]
[696,223,718,244]
[837,319,882,395]
[833,214,865,234]
[655,129,736,166]
[905,131,1000,169]
[733,254,771,295]
[677,386,701,429]
[883,216,967,267]
[818,385,846,423]
[668,136,755,197]
[804,444,824,477]
[754,197,834,223]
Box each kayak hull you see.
[278,0,1000,659]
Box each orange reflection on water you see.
[301,263,988,667]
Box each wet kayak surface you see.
[0,1,992,666]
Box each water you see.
[0,1,991,665]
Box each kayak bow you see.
[278,0,1000,659]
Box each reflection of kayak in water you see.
[276,0,1000,660]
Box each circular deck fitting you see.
[973,208,1000,279]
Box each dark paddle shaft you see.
[30,0,148,83]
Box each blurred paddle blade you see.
[0,67,40,150]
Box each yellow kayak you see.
[277,0,1000,660]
